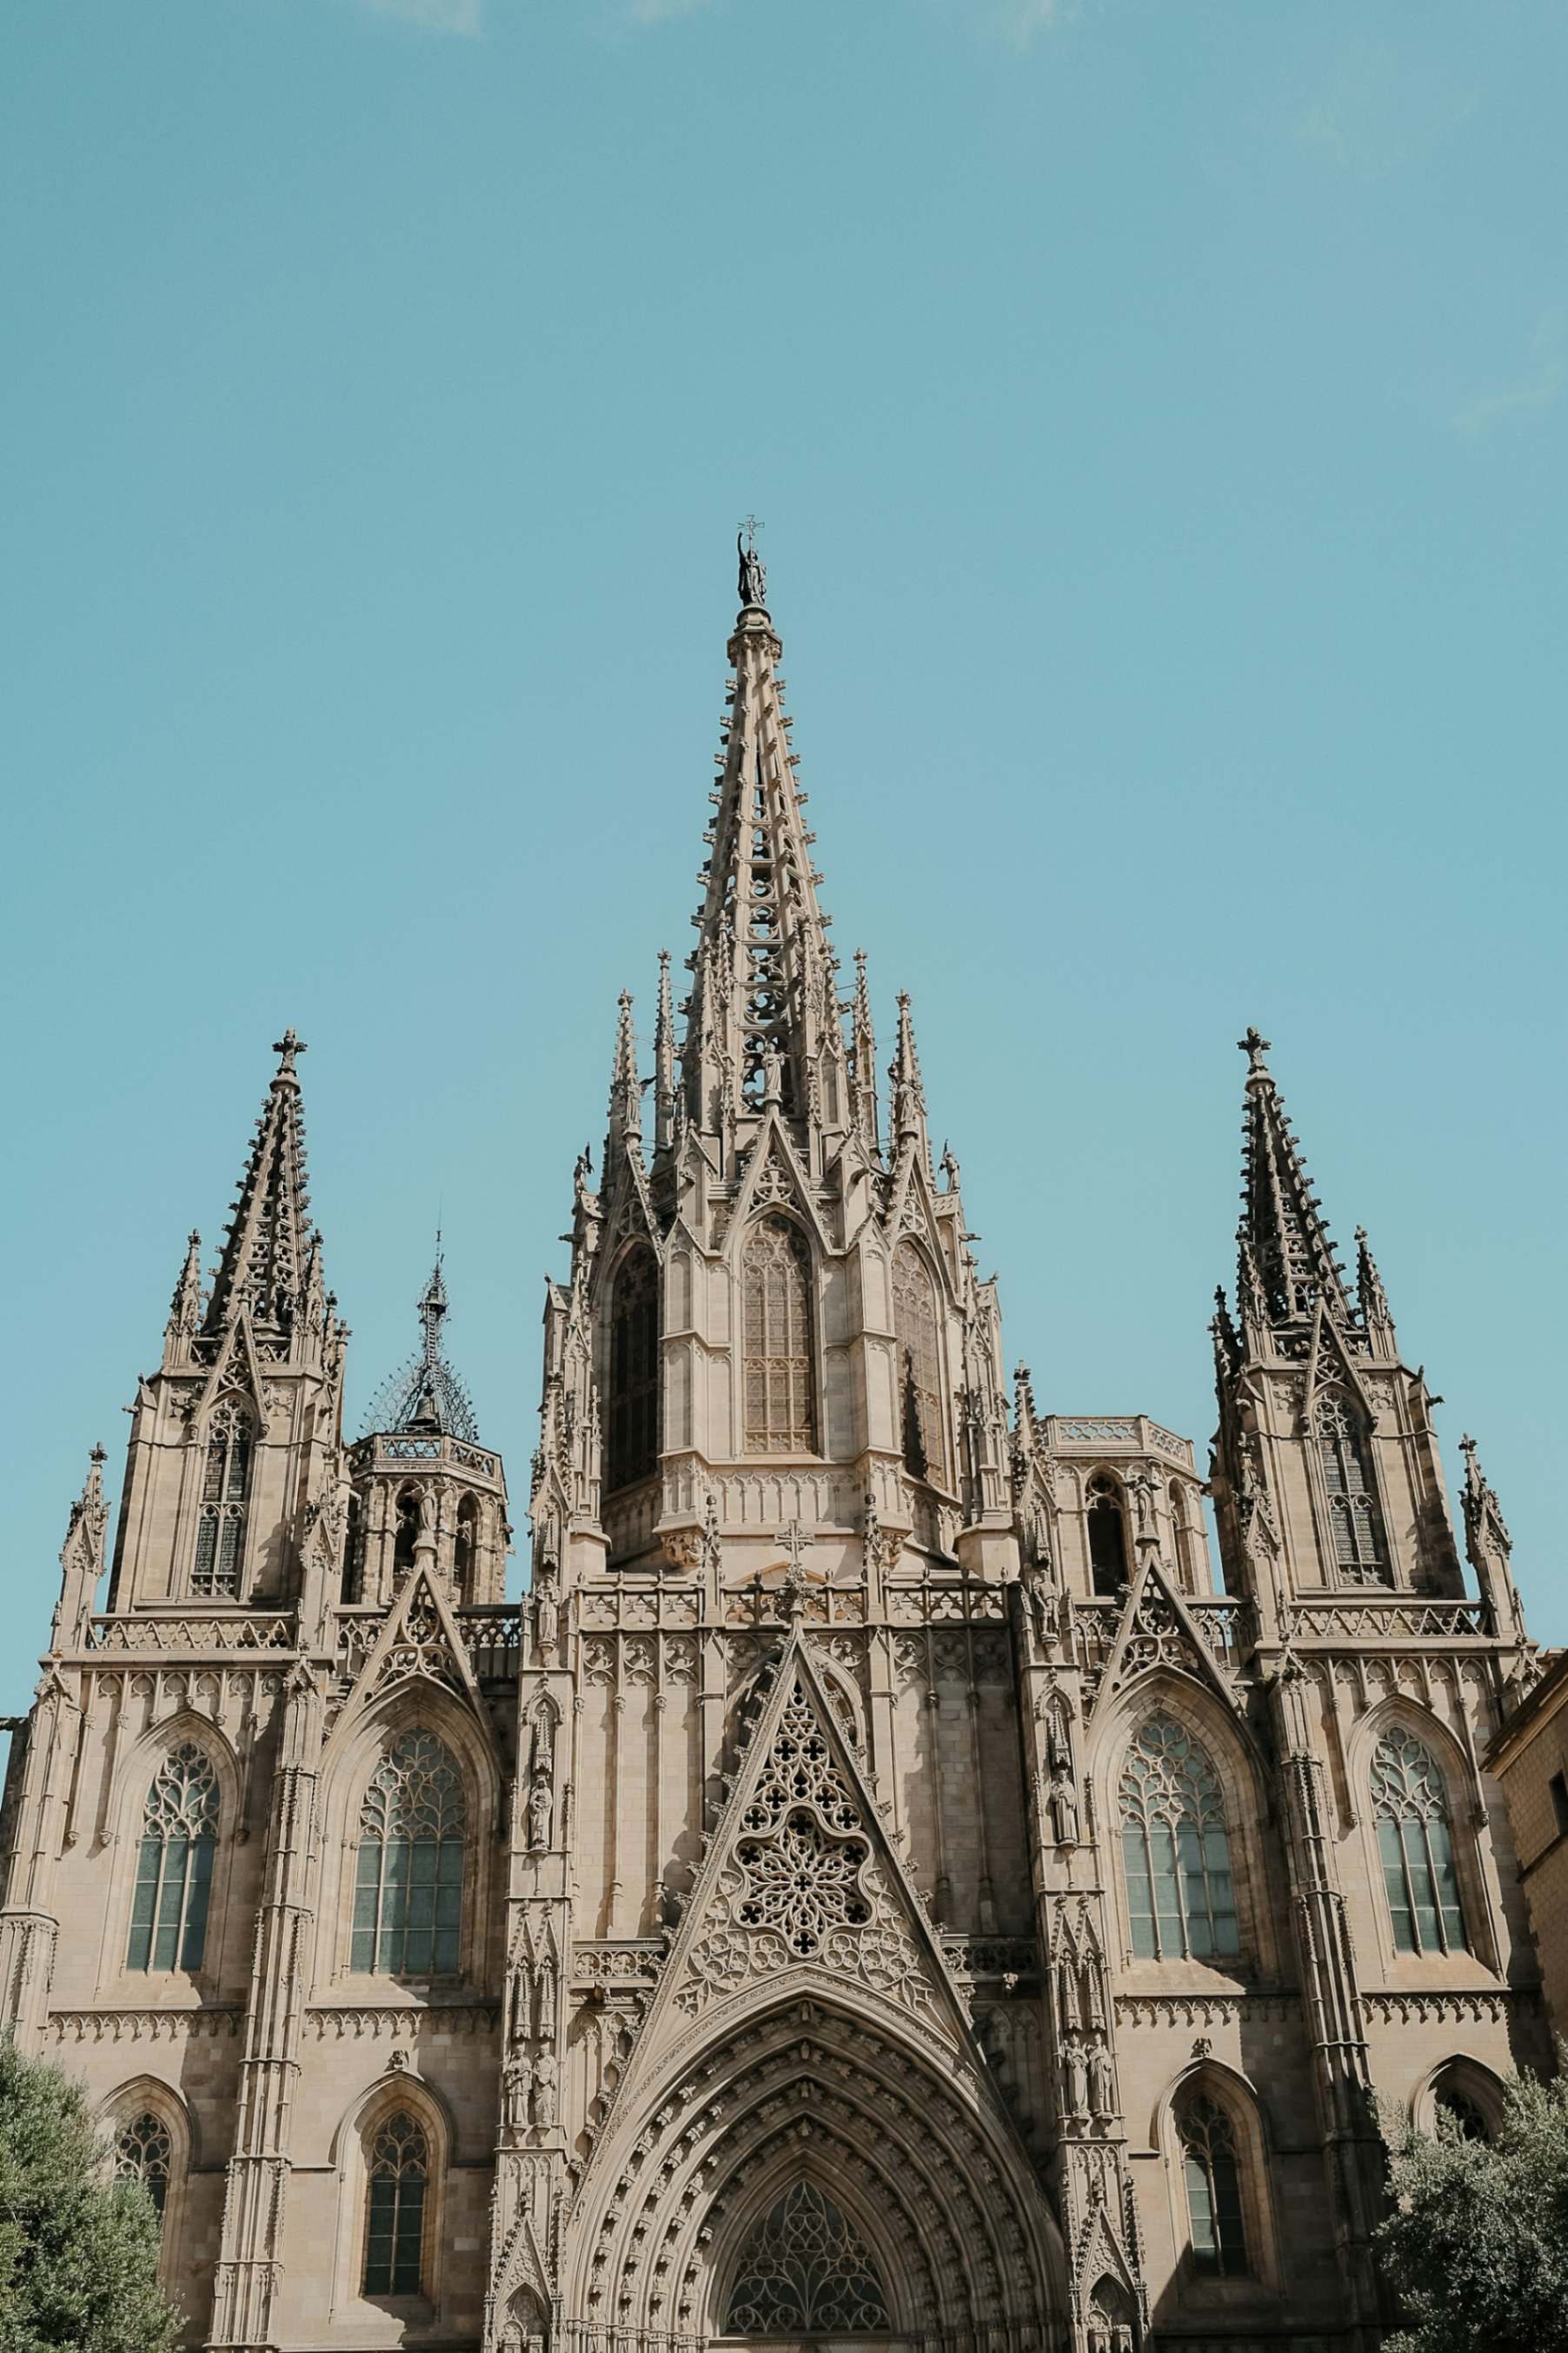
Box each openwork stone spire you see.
[1234,1028,1353,1331]
[681,545,842,1139]
[203,1030,314,1336]
[362,1247,480,1442]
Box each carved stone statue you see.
[1048,1773,1080,1847]
[533,1562,559,1658]
[1088,2042,1117,2117]
[530,2045,559,2129]
[528,1766,554,1851]
[502,2051,530,2130]
[1063,2037,1088,2117]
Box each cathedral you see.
[0,546,1552,2353]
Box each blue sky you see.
[2,0,1563,1712]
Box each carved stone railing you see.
[86,1612,296,1654]
[1045,1413,1195,1470]
[456,1605,523,1678]
[1286,1597,1490,1645]
[887,1579,1009,1626]
[349,1431,503,1484]
[1187,1599,1253,1668]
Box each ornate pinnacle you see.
[653,950,676,1156]
[273,1028,307,1081]
[1354,1225,1394,1335]
[889,991,927,1140]
[1233,1032,1353,1329]
[418,1246,448,1367]
[203,1034,315,1336]
[1238,1026,1272,1080]
[608,990,642,1152]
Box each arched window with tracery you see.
[607,1246,661,1491]
[1087,1473,1130,1596]
[114,2110,173,2223]
[1178,2093,1249,2277]
[742,1216,816,1454]
[1120,1717,1239,1961]
[892,1240,948,1488]
[127,1744,219,1971]
[1372,1728,1466,1955]
[192,1401,252,1598]
[363,2110,429,2297]
[726,2183,889,2335]
[393,1487,421,1578]
[1435,2083,1490,2141]
[352,1731,466,1976]
[1317,1393,1389,1583]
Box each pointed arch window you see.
[363,2110,429,2297]
[892,1240,948,1488]
[1317,1393,1389,1583]
[1087,1473,1130,1596]
[1435,2084,1490,2142]
[726,2183,889,2335]
[1178,2093,1249,2277]
[1372,1728,1466,1955]
[607,1246,661,1491]
[454,1493,480,1595]
[341,1492,365,1604]
[114,2110,173,2223]
[128,1744,219,1972]
[352,1731,466,1977]
[393,1486,421,1578]
[742,1216,816,1453]
[192,1401,252,1599]
[1120,1717,1239,1961]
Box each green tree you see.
[1377,2059,1568,2352]
[0,2037,181,2352]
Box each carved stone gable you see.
[338,1565,487,1721]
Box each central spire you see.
[681,542,845,1145]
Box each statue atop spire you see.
[737,515,767,611]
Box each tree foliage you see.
[1377,2057,1568,2353]
[0,2037,180,2352]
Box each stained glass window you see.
[1372,1729,1466,1955]
[742,1216,815,1453]
[1120,1717,1239,1961]
[1317,1394,1389,1583]
[1179,2095,1249,2277]
[192,1402,251,1599]
[607,1246,660,1491]
[352,1731,466,1976]
[726,2183,889,2334]
[892,1240,947,1488]
[1087,1474,1129,1596]
[115,2110,173,2223]
[127,1744,218,1971]
[363,2111,428,2297]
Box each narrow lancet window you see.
[454,1493,479,1595]
[1087,1473,1130,1595]
[363,2111,429,2297]
[1179,2094,1249,2277]
[115,2111,173,2223]
[192,1401,251,1599]
[1120,1717,1239,1961]
[892,1240,948,1488]
[1317,1393,1389,1582]
[352,1731,466,1976]
[606,1246,660,1491]
[128,1744,219,1972]
[1372,1728,1466,1955]
[742,1215,816,1453]
[393,1486,420,1577]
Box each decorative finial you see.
[1238,1026,1272,1076]
[417,1246,449,1368]
[737,517,767,610]
[273,1027,307,1080]
[90,1442,107,1467]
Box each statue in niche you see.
[502,2051,530,2130]
[1088,2042,1117,2117]
[532,1561,560,1658]
[530,2045,559,2129]
[1048,1773,1080,1847]
[1063,2037,1088,2117]
[528,1766,554,1851]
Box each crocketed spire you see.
[203,1031,314,1336]
[1234,1027,1353,1330]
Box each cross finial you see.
[1238,1025,1272,1076]
[778,1516,812,1615]
[273,1027,307,1078]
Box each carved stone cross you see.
[778,1517,812,1613]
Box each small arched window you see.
[1435,2084,1491,2142]
[1178,2092,1249,2277]
[363,2110,429,2297]
[393,1487,421,1578]
[128,1744,219,1972]
[114,2110,173,2223]
[192,1401,252,1599]
[1086,1473,1130,1596]
[892,1240,948,1489]
[1120,1717,1239,1961]
[607,1246,661,1492]
[454,1494,480,1596]
[1372,1728,1466,1955]
[352,1731,466,1977]
[726,2183,889,2335]
[1317,1393,1389,1583]
[742,1216,816,1454]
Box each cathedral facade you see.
[0,552,1552,2353]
